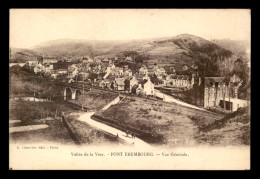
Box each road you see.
[77,112,151,148]
[154,90,206,111]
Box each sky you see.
[10,9,251,49]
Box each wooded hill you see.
[10,34,237,67]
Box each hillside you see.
[9,48,41,63]
[10,34,238,73]
[20,34,231,69]
[211,39,250,57]
[195,106,250,145]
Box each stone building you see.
[204,77,229,109]
[203,76,246,111]
[165,75,194,89]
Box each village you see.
[10,53,249,113]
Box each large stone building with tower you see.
[203,75,249,112]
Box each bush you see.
[140,108,149,114]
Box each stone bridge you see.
[63,83,91,100]
[64,87,83,100]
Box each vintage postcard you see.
[9,9,251,170]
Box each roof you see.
[205,77,226,87]
[96,79,103,84]
[115,78,125,86]
[147,67,154,72]
[135,73,145,79]
[43,57,57,59]
[222,98,249,104]
[124,69,132,73]
[140,79,148,85]
[130,76,137,81]
[124,76,131,81]
[132,84,139,91]
[204,77,225,81]
[106,74,115,80]
[116,67,123,71]
[104,79,111,83]
[78,71,87,74]
[177,75,189,80]
[159,68,165,71]
[139,79,148,88]
[168,74,190,80]
[139,67,148,71]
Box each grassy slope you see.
[68,91,118,110]
[95,97,223,145]
[195,107,250,145]
[97,96,249,146]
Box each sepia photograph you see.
[9,9,251,170]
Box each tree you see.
[88,72,98,81]
[124,79,130,92]
[233,58,250,100]
[150,74,159,85]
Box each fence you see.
[61,115,81,145]
[91,114,164,144]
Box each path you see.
[9,120,22,124]
[9,124,49,133]
[77,112,151,148]
[154,89,206,111]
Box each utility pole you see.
[82,79,84,111]
[163,93,165,111]
[32,77,35,102]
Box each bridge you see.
[61,82,92,100]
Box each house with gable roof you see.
[133,77,155,96]
[130,76,139,91]
[139,65,148,75]
[114,78,125,91]
[143,77,155,95]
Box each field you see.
[10,67,64,100]
[9,99,119,145]
[68,90,118,110]
[9,99,75,123]
[95,97,224,146]
[9,100,75,144]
